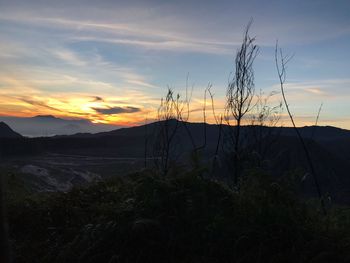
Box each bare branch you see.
[275,41,326,215]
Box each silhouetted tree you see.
[224,21,259,186]
[153,88,181,176]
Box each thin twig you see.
[310,103,323,141]
[275,41,326,215]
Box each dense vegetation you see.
[5,168,350,263]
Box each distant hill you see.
[0,122,22,138]
[61,120,350,141]
[0,115,121,136]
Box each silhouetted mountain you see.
[1,120,350,202]
[15,120,350,160]
[65,120,350,141]
[0,122,22,138]
[280,125,350,141]
[0,115,121,136]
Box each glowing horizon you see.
[1,0,350,129]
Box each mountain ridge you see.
[1,120,350,203]
[0,121,23,138]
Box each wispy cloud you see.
[274,79,350,99]
[53,49,87,66]
[70,36,234,54]
[0,14,237,54]
[18,97,63,112]
[92,106,141,115]
[91,96,104,102]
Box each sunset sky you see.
[1,0,350,128]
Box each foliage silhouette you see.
[6,169,350,263]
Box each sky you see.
[0,0,350,129]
